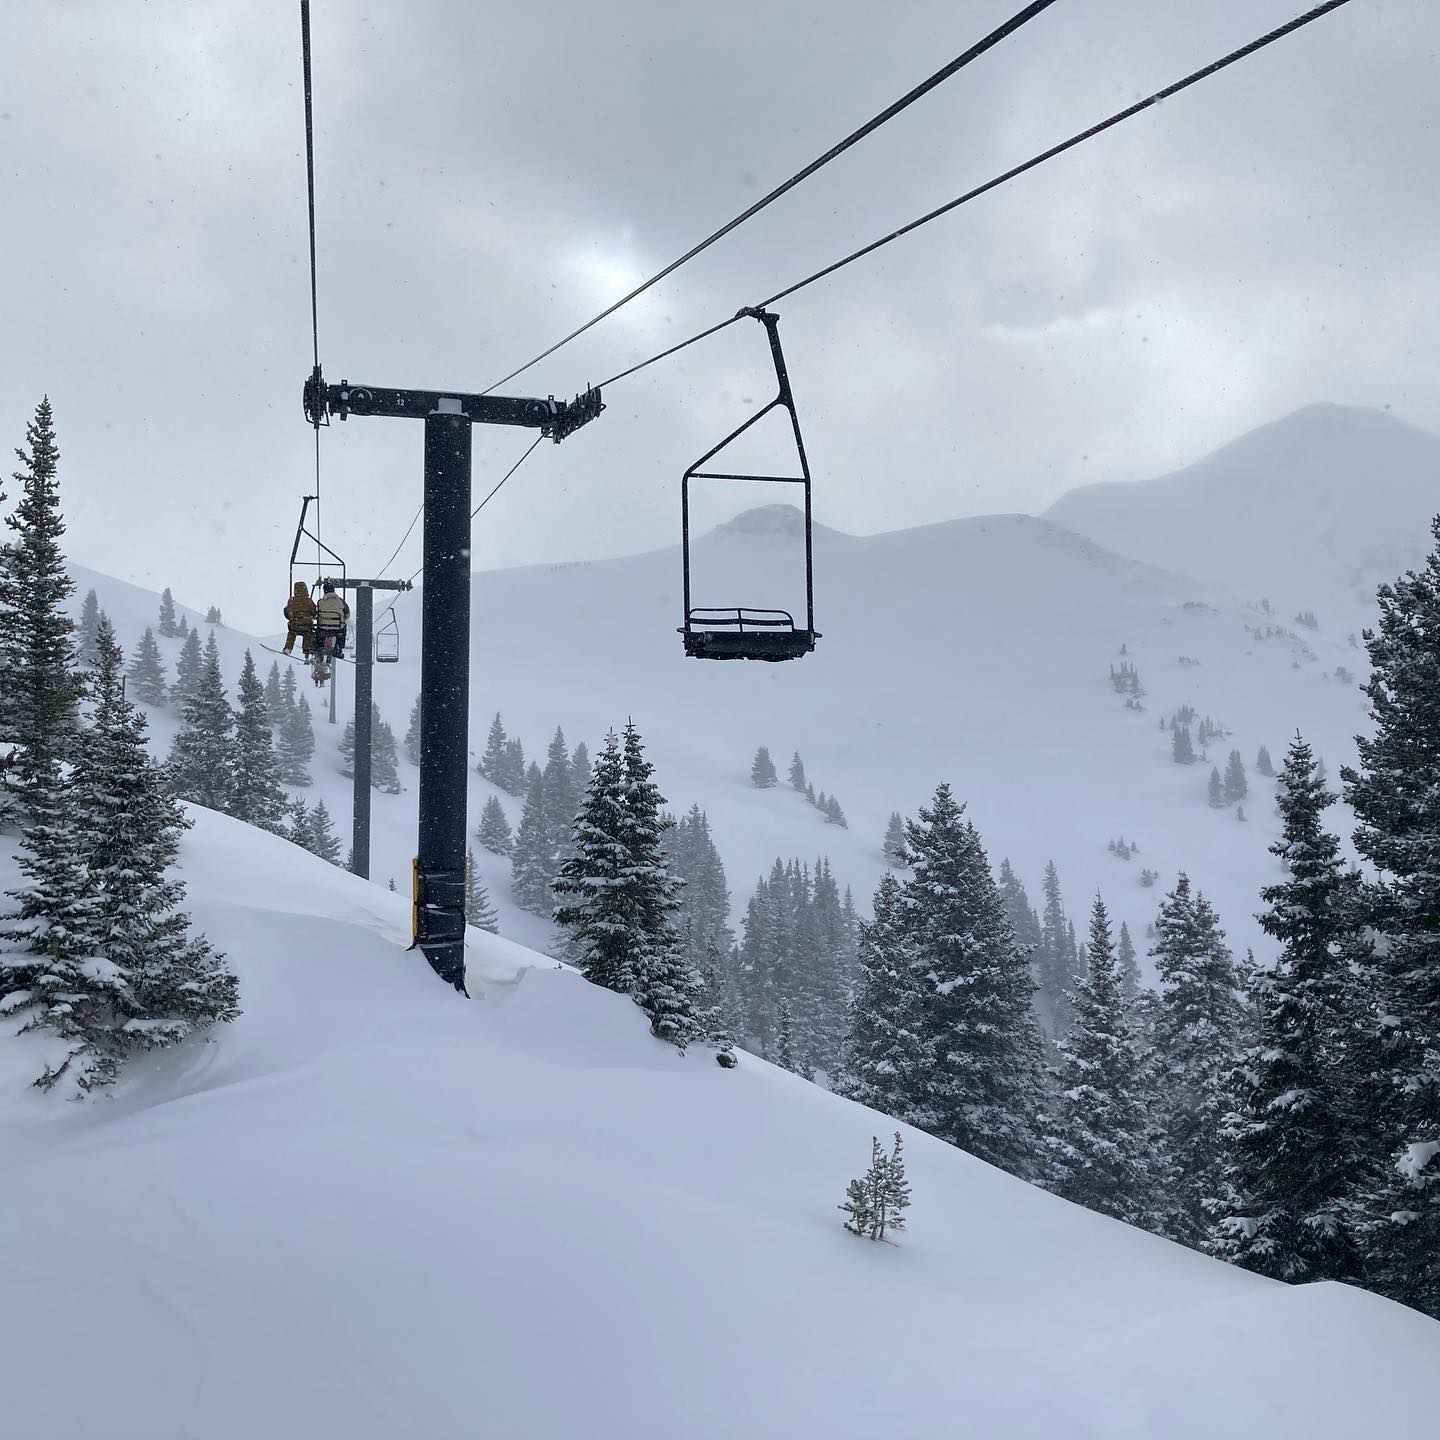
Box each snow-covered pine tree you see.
[1117,921,1139,1002]
[750,745,778,788]
[540,725,579,875]
[510,765,554,915]
[1040,894,1156,1226]
[1223,749,1248,805]
[997,859,1042,974]
[788,751,807,792]
[1150,873,1244,1243]
[404,695,422,765]
[805,781,816,805]
[77,588,101,664]
[277,694,315,786]
[1209,734,1365,1283]
[286,797,311,848]
[1256,744,1276,778]
[205,605,223,626]
[824,794,848,828]
[373,714,402,793]
[883,810,907,866]
[169,628,203,711]
[477,794,513,855]
[278,662,297,715]
[499,736,527,795]
[619,721,698,1049]
[158,585,180,637]
[664,804,734,979]
[230,650,287,833]
[834,871,925,1120]
[1035,861,1074,1039]
[1172,724,1196,765]
[68,621,238,1067]
[901,786,1044,1175]
[127,626,169,707]
[479,711,506,781]
[1341,516,1440,1316]
[0,398,81,810]
[570,741,590,795]
[177,614,189,638]
[1208,766,1225,808]
[775,998,807,1077]
[338,717,355,777]
[694,937,741,1065]
[840,1134,910,1241]
[464,849,499,933]
[166,632,234,812]
[306,798,343,865]
[264,660,283,717]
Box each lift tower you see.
[304,374,602,991]
[321,575,412,880]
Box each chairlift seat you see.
[681,608,817,662]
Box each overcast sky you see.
[2,0,1435,631]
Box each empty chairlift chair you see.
[679,307,820,662]
[376,609,400,663]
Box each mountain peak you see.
[708,504,848,542]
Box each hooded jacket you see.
[284,582,316,629]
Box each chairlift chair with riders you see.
[679,307,819,662]
[287,495,347,685]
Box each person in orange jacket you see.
[282,581,317,655]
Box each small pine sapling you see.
[840,1133,911,1242]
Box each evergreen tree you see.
[176,614,189,638]
[1172,724,1196,765]
[0,398,80,807]
[1256,744,1276,778]
[1208,766,1225,808]
[465,849,499,933]
[1341,517,1440,1315]
[306,798,343,864]
[167,632,233,812]
[169,628,203,711]
[158,585,179,638]
[479,711,506,782]
[1223,749,1248,805]
[278,663,297,714]
[3,620,238,1093]
[1117,921,1140,1002]
[664,804,734,973]
[1210,735,1365,1282]
[997,859,1042,972]
[499,737,527,794]
[775,998,807,1077]
[1040,895,1157,1226]
[510,765,554,915]
[823,794,848,828]
[540,725,579,873]
[477,794,513,855]
[840,1134,911,1241]
[570,740,590,795]
[834,872,924,1119]
[264,660,284,717]
[373,715,402,794]
[77,588,101,664]
[230,650,287,832]
[404,694,422,765]
[750,745,778,788]
[694,937,741,1064]
[126,626,169,706]
[286,797,311,849]
[205,605,223,626]
[883,810,908,866]
[1036,861,1078,1039]
[1151,874,1244,1243]
[788,751,807,792]
[277,695,315,786]
[900,786,1045,1175]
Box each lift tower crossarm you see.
[304,375,603,441]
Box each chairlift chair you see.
[376,609,400,663]
[679,307,819,662]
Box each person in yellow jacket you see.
[315,581,351,659]
[282,581,317,655]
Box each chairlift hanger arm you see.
[303,370,603,442]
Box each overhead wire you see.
[597,0,1355,391]
[480,0,1064,395]
[299,0,324,577]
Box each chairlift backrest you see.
[376,610,400,663]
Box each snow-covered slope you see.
[71,491,1376,970]
[1046,403,1440,630]
[0,808,1432,1440]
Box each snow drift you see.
[0,808,1433,1439]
